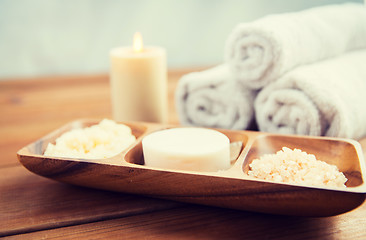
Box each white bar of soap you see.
[142,128,230,172]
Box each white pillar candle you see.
[142,128,231,172]
[110,32,168,123]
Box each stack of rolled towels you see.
[175,3,366,139]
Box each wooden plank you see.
[0,165,183,237]
[0,70,185,167]
[1,68,366,240]
[0,76,111,167]
[6,204,366,240]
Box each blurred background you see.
[0,0,362,79]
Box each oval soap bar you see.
[142,128,230,172]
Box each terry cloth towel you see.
[175,64,255,130]
[225,3,366,90]
[255,49,366,139]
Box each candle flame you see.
[133,32,143,52]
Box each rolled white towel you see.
[255,49,366,139]
[175,65,255,130]
[225,3,366,89]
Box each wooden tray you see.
[17,119,366,217]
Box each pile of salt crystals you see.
[44,119,136,159]
[248,147,348,188]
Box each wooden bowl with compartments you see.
[17,119,366,217]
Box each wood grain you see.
[0,69,191,167]
[0,165,182,237]
[7,204,366,240]
[1,69,366,239]
[0,70,194,237]
[0,75,111,168]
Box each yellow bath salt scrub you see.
[44,119,136,159]
[142,128,230,172]
[248,147,348,188]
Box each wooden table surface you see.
[1,69,365,239]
